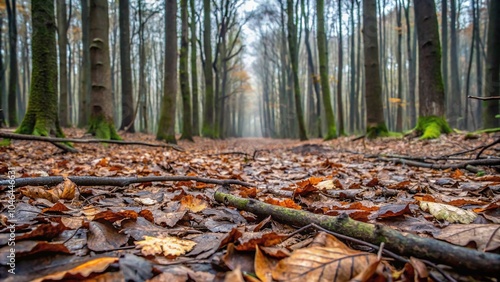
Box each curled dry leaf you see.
[31,257,118,282]
[135,235,196,257]
[419,201,477,224]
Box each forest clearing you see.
[1,0,500,281]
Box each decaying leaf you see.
[419,201,477,224]
[135,235,196,257]
[31,257,118,282]
[433,224,500,251]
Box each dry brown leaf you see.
[20,186,59,203]
[135,235,196,257]
[433,224,500,251]
[180,194,208,212]
[272,246,378,282]
[31,257,118,282]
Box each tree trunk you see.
[57,0,69,127]
[395,0,403,132]
[302,0,321,138]
[118,0,135,132]
[349,0,357,133]
[449,0,461,128]
[362,0,388,138]
[483,0,500,128]
[17,0,64,137]
[202,0,216,138]
[287,0,307,140]
[413,0,451,139]
[78,0,91,128]
[190,0,199,136]
[473,0,482,129]
[441,0,448,103]
[88,0,120,140]
[403,0,416,128]
[157,0,177,143]
[336,0,345,136]
[180,0,193,141]
[0,11,6,127]
[6,0,18,126]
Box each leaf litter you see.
[0,129,499,281]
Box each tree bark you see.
[441,0,448,103]
[287,0,307,141]
[449,0,461,128]
[6,0,18,127]
[483,0,500,128]
[336,0,345,136]
[78,0,91,128]
[362,0,388,138]
[57,0,69,127]
[118,0,135,133]
[413,0,451,139]
[202,0,216,138]
[17,0,64,138]
[395,0,403,132]
[190,0,200,136]
[0,11,5,127]
[403,0,416,128]
[180,0,193,141]
[157,0,178,144]
[88,0,120,140]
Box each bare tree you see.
[88,0,121,140]
[413,0,451,138]
[363,0,388,138]
[118,0,135,132]
[17,0,64,138]
[157,0,177,143]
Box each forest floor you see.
[0,129,499,281]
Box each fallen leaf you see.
[419,201,477,224]
[135,235,196,257]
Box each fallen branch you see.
[468,95,500,100]
[0,175,254,188]
[213,188,500,275]
[476,137,500,159]
[0,131,185,152]
[378,157,500,169]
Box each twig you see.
[0,175,255,188]
[468,95,500,100]
[475,138,500,159]
[379,157,500,170]
[0,131,185,152]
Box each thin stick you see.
[0,131,184,151]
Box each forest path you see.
[1,129,499,281]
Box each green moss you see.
[471,127,500,134]
[323,125,337,141]
[366,123,389,139]
[387,131,403,138]
[157,132,177,144]
[0,139,11,146]
[88,114,122,140]
[415,116,452,140]
[202,125,218,139]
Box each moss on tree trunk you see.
[415,115,451,139]
[16,0,64,139]
[88,0,120,141]
[366,122,389,139]
[88,114,121,140]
